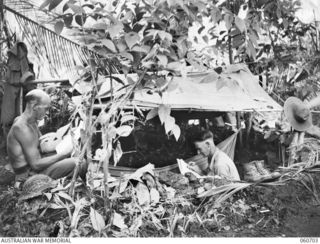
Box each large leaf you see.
[132,45,150,53]
[224,13,233,30]
[91,22,109,30]
[101,39,117,53]
[158,104,170,124]
[164,116,175,134]
[247,40,256,59]
[108,24,123,39]
[90,207,105,232]
[75,15,86,26]
[40,0,51,10]
[125,32,140,50]
[67,3,84,14]
[116,125,133,137]
[135,182,150,206]
[167,0,183,7]
[157,54,168,67]
[113,141,123,166]
[146,108,158,121]
[49,0,63,11]
[234,16,246,32]
[121,114,136,124]
[113,212,128,230]
[171,124,181,141]
[150,188,160,204]
[54,21,64,35]
[56,191,74,204]
[120,52,134,61]
[211,6,222,23]
[63,14,73,27]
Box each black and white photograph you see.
[0,0,319,240]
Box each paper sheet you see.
[177,159,206,179]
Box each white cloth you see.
[209,148,240,181]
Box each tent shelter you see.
[95,63,282,113]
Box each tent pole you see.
[236,112,243,148]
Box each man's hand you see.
[187,161,204,175]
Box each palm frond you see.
[4,5,118,77]
[197,182,252,199]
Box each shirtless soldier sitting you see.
[7,89,80,181]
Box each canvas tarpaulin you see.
[131,64,281,112]
[93,63,282,112]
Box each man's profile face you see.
[194,140,211,157]
[34,98,51,120]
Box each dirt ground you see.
[1,143,320,237]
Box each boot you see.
[254,160,281,180]
[254,160,271,175]
[243,162,262,182]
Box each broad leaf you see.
[90,207,105,232]
[157,54,168,67]
[155,77,167,88]
[116,125,133,137]
[167,61,182,71]
[202,35,209,44]
[107,124,117,139]
[121,114,136,124]
[113,212,128,230]
[101,39,117,53]
[56,191,74,204]
[54,21,64,35]
[211,6,222,23]
[164,116,175,134]
[150,188,160,204]
[158,104,170,124]
[63,14,73,27]
[167,0,183,7]
[158,31,172,42]
[108,24,123,39]
[120,52,134,61]
[198,26,205,34]
[113,141,123,166]
[247,40,256,59]
[91,22,109,30]
[125,32,140,50]
[62,2,69,12]
[129,216,143,234]
[75,15,86,26]
[132,45,150,53]
[67,3,84,14]
[224,13,233,30]
[146,108,158,121]
[171,124,181,141]
[40,0,51,10]
[93,148,108,162]
[135,182,150,206]
[49,0,63,11]
[234,16,246,32]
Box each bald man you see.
[7,89,79,181]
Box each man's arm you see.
[13,125,69,171]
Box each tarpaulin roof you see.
[92,63,282,112]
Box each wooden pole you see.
[30,79,70,84]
